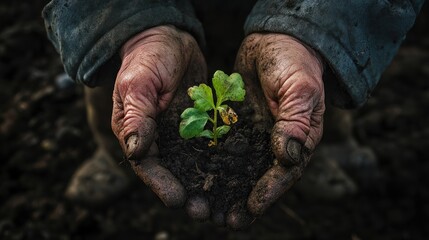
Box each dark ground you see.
[159,101,273,218]
[1,1,429,240]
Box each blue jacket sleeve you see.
[42,0,204,87]
[245,0,425,108]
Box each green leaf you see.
[212,70,246,105]
[197,130,214,139]
[179,108,210,139]
[215,125,231,138]
[188,84,214,112]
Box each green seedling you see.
[179,70,246,146]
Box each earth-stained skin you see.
[110,25,207,211]
[110,25,325,228]
[234,33,325,219]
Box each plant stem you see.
[213,107,218,145]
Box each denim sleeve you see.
[245,0,425,108]
[42,0,204,86]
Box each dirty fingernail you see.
[126,134,138,159]
[287,139,302,165]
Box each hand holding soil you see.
[110,25,207,209]
[156,33,326,229]
[235,33,325,217]
[111,25,325,229]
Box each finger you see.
[271,89,324,167]
[111,73,158,160]
[226,202,254,230]
[269,72,324,167]
[271,121,314,168]
[130,143,186,208]
[247,164,302,216]
[122,120,157,161]
[185,195,210,221]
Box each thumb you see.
[271,121,314,168]
[271,87,324,168]
[122,119,157,160]
[111,72,159,160]
[246,100,324,216]
[270,76,325,168]
[266,63,324,167]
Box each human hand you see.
[232,33,325,227]
[111,25,208,212]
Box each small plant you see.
[179,70,246,146]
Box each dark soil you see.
[159,102,273,215]
[1,1,429,240]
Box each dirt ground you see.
[1,2,428,240]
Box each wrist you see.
[246,32,325,80]
[284,35,325,76]
[260,33,324,83]
[120,25,198,67]
[120,25,191,59]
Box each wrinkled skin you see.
[233,33,325,227]
[111,25,325,229]
[111,25,207,209]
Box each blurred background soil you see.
[1,1,428,239]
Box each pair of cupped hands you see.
[111,25,325,229]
